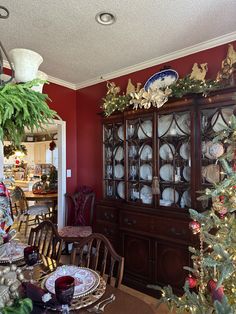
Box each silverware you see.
[87,294,115,313]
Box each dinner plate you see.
[114,164,124,179]
[159,164,174,181]
[206,142,224,159]
[45,266,100,298]
[176,114,190,135]
[140,164,152,180]
[183,166,191,182]
[117,125,124,141]
[211,108,234,132]
[181,190,191,207]
[140,185,153,204]
[179,142,190,160]
[139,144,153,160]
[144,69,179,91]
[159,143,175,160]
[114,146,124,161]
[117,181,125,199]
[202,164,221,184]
[162,188,179,203]
[158,114,174,137]
[0,241,27,263]
[137,120,152,139]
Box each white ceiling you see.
[1,0,236,90]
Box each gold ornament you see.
[189,63,208,82]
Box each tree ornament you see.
[190,63,208,82]
[207,279,224,302]
[185,275,197,288]
[189,221,201,234]
[49,140,56,151]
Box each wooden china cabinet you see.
[94,86,236,295]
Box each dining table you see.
[24,191,58,222]
[20,255,156,314]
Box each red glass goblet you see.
[24,246,39,282]
[55,276,75,313]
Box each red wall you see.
[76,41,236,200]
[44,83,77,194]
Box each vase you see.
[31,70,48,93]
[9,48,43,82]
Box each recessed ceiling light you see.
[95,12,116,25]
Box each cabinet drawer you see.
[120,211,191,241]
[94,221,119,238]
[96,205,118,223]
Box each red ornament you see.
[49,141,56,151]
[207,279,224,302]
[189,221,201,234]
[185,275,197,288]
[219,195,225,203]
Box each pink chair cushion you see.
[59,226,92,238]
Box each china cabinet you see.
[95,86,236,295]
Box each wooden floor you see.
[14,222,173,314]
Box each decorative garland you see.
[102,44,236,116]
[3,144,27,159]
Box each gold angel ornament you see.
[190,63,208,82]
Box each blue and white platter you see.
[144,69,178,91]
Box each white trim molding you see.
[3,32,236,90]
[75,32,236,90]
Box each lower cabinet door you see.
[122,232,153,282]
[154,240,189,293]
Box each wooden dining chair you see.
[28,220,63,262]
[10,186,50,236]
[71,233,124,288]
[58,188,95,248]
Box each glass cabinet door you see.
[157,111,191,209]
[199,105,236,209]
[126,116,154,205]
[103,121,125,199]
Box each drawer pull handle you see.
[170,227,186,236]
[124,218,136,226]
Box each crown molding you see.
[75,31,236,90]
[3,60,76,90]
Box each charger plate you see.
[45,266,100,298]
[0,242,27,264]
[159,143,175,160]
[41,276,106,311]
[139,144,152,160]
[162,188,179,204]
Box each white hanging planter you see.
[9,48,43,83]
[31,70,48,93]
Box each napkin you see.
[22,282,58,313]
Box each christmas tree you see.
[150,115,236,314]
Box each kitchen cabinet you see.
[94,86,236,295]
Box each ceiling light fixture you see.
[95,12,116,25]
[0,5,46,91]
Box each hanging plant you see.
[0,79,59,146]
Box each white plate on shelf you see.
[140,164,152,180]
[159,164,174,181]
[211,108,234,132]
[181,190,191,208]
[114,146,124,161]
[117,125,124,141]
[159,143,175,161]
[162,188,179,204]
[158,115,173,137]
[140,185,153,204]
[138,120,152,139]
[202,164,221,184]
[179,142,190,160]
[45,266,100,298]
[117,181,125,199]
[160,199,172,206]
[183,166,191,182]
[144,69,179,91]
[176,114,190,135]
[139,144,153,160]
[114,164,124,179]
[206,142,224,159]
